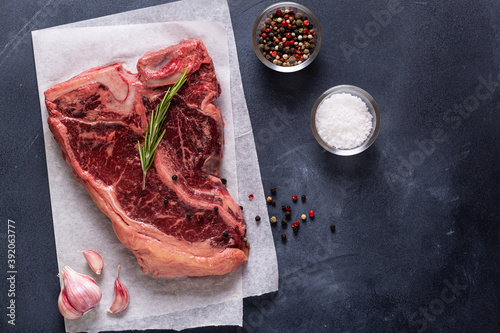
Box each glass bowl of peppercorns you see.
[252,2,322,72]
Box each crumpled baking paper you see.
[32,0,278,332]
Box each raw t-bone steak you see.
[45,39,248,277]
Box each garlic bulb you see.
[82,250,104,275]
[58,288,83,320]
[59,265,102,315]
[108,265,129,314]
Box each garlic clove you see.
[108,265,129,314]
[59,265,102,314]
[82,250,104,275]
[58,288,83,320]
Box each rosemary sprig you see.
[138,69,188,189]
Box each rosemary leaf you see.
[138,69,188,189]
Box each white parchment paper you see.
[32,0,278,332]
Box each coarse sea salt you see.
[315,93,373,149]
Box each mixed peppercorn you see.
[257,8,317,67]
[249,185,336,242]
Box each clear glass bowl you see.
[252,2,322,73]
[311,85,381,156]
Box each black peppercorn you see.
[301,195,306,202]
[172,174,178,181]
[330,224,336,233]
[186,213,191,219]
[281,234,287,241]
[255,215,261,222]
[270,187,277,195]
[281,220,287,226]
[282,205,286,212]
[223,231,228,237]
[239,205,244,211]
[214,207,219,212]
[163,199,169,204]
[285,211,291,219]
[221,178,227,185]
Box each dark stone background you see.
[0,0,498,332]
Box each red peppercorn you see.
[281,21,288,27]
[275,38,280,43]
[262,33,267,38]
[288,23,292,29]
[289,40,294,45]
[276,9,282,16]
[309,210,315,218]
[304,20,310,26]
[266,28,271,33]
[248,194,254,200]
[271,51,277,58]
[284,14,289,20]
[286,32,292,39]
[292,195,298,202]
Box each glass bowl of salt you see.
[311,85,380,156]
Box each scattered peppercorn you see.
[221,178,227,185]
[271,187,277,195]
[267,196,273,203]
[286,205,291,211]
[255,215,261,222]
[301,214,307,220]
[196,214,204,222]
[214,207,219,212]
[291,220,300,232]
[222,231,228,238]
[270,216,278,224]
[243,237,247,242]
[281,219,287,226]
[301,195,306,202]
[309,210,315,218]
[285,211,291,219]
[248,194,254,200]
[186,213,191,219]
[272,200,276,207]
[330,224,336,232]
[240,205,244,210]
[172,174,178,181]
[281,234,287,241]
[163,199,169,204]
[246,242,250,249]
[234,226,240,231]
[282,205,287,212]
[292,195,298,202]
[208,214,214,220]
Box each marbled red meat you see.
[45,39,248,277]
